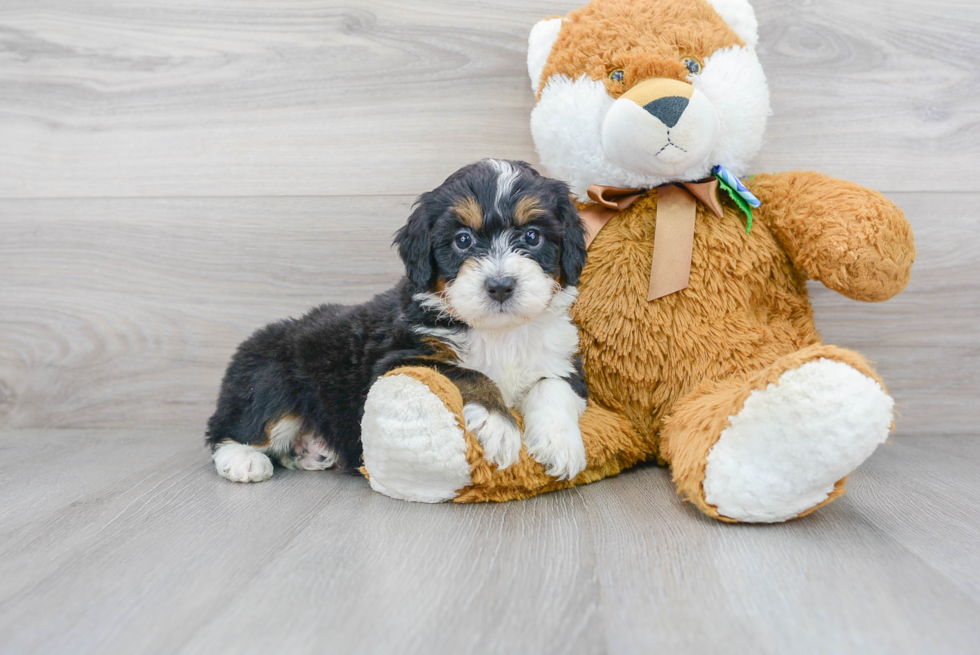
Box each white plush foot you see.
[520,379,588,480]
[281,433,339,471]
[361,374,471,503]
[702,359,894,523]
[462,403,522,470]
[213,441,274,483]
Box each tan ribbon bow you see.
[579,179,725,301]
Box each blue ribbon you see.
[712,165,761,208]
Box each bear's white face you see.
[528,0,771,201]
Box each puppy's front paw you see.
[463,403,522,470]
[523,415,586,481]
[521,379,587,481]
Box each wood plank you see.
[0,430,978,654]
[849,435,980,603]
[180,478,602,655]
[1,0,977,198]
[0,430,603,655]
[1,191,975,434]
[752,0,980,190]
[0,196,410,429]
[0,429,194,536]
[581,444,980,655]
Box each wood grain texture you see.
[2,192,975,434]
[582,457,980,655]
[1,0,978,198]
[0,196,408,429]
[1,1,976,653]
[849,435,980,603]
[752,0,980,190]
[1,429,978,655]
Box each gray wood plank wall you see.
[1,0,978,435]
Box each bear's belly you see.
[573,199,819,447]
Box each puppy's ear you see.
[556,190,587,287]
[394,194,435,291]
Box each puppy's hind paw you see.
[213,441,274,483]
[463,403,522,470]
[280,433,339,471]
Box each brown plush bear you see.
[358,0,915,523]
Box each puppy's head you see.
[394,159,586,330]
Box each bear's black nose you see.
[643,96,689,128]
[485,277,516,303]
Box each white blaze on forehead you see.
[487,159,520,215]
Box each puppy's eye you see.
[682,57,702,75]
[453,231,473,251]
[608,68,625,83]
[524,228,542,247]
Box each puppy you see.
[206,159,589,484]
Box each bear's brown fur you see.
[538,0,743,99]
[363,0,915,521]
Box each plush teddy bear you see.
[358,0,915,523]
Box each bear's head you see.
[528,0,770,200]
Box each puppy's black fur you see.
[205,160,587,471]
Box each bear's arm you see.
[748,171,916,302]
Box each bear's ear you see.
[527,17,564,95]
[704,0,759,49]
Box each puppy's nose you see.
[485,276,516,303]
[643,96,689,128]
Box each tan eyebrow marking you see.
[453,195,482,230]
[514,195,545,225]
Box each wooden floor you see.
[0,431,978,654]
[2,0,980,653]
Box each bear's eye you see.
[682,57,702,75]
[608,68,625,83]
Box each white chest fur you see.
[425,288,580,407]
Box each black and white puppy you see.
[206,159,589,484]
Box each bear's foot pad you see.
[703,359,893,522]
[361,374,471,503]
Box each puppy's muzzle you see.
[485,276,516,303]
